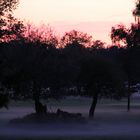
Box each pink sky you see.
[14,0,135,44]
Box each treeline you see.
[0,27,140,117]
[0,0,140,118]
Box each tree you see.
[24,23,59,47]
[111,23,140,111]
[133,0,140,23]
[91,40,105,50]
[0,0,19,14]
[0,94,9,109]
[0,0,19,30]
[61,30,93,48]
[0,0,21,109]
[119,47,140,111]
[0,32,61,113]
[0,0,24,42]
[79,56,125,118]
[111,22,140,48]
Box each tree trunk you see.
[127,82,131,111]
[34,98,47,114]
[89,93,98,118]
[127,93,130,111]
[32,82,43,114]
[34,98,40,114]
[0,94,9,109]
[33,88,39,113]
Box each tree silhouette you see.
[79,56,125,118]
[24,24,58,47]
[133,0,140,23]
[61,30,93,48]
[111,23,140,48]
[0,0,139,118]
[111,23,140,111]
[0,0,24,42]
[0,0,19,14]
[0,0,22,109]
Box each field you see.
[0,97,140,140]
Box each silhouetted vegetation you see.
[0,0,140,122]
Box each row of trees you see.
[0,0,140,118]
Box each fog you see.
[0,122,140,137]
[1,104,140,138]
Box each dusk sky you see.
[14,0,135,43]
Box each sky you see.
[14,0,135,44]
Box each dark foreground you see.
[0,98,140,140]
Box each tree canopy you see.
[0,0,19,15]
[133,0,140,23]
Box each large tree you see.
[0,0,19,17]
[0,0,24,42]
[61,30,93,48]
[133,0,140,23]
[79,56,125,118]
[0,0,21,109]
[111,23,140,111]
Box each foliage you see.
[133,0,140,22]
[61,30,93,48]
[0,0,24,42]
[0,0,140,118]
[0,0,19,15]
[111,23,140,48]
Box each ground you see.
[0,97,140,140]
